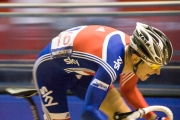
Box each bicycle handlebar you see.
[114,105,173,120]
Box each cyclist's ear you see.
[131,54,141,64]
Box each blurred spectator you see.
[9,0,66,24]
[0,0,11,59]
[117,0,180,11]
[0,0,64,59]
[52,0,117,30]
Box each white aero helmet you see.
[130,22,173,66]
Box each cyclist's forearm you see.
[100,87,131,120]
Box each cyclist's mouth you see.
[146,74,151,77]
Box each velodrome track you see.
[0,94,180,120]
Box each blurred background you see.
[0,0,180,120]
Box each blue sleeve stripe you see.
[72,51,117,82]
[33,51,117,83]
[32,53,52,101]
[34,53,52,69]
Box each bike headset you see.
[129,22,173,73]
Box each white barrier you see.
[0,11,179,17]
[0,2,179,8]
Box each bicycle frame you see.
[25,97,40,120]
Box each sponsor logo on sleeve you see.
[90,78,109,91]
[114,56,123,70]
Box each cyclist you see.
[33,22,173,120]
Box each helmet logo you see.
[137,49,145,58]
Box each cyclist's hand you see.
[155,116,169,120]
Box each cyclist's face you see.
[136,61,161,81]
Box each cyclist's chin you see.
[139,75,149,81]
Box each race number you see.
[51,26,86,57]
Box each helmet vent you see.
[155,57,161,63]
[138,44,152,60]
[153,43,161,57]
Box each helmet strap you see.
[133,59,142,73]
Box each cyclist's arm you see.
[100,85,131,120]
[81,68,114,120]
[120,73,156,120]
